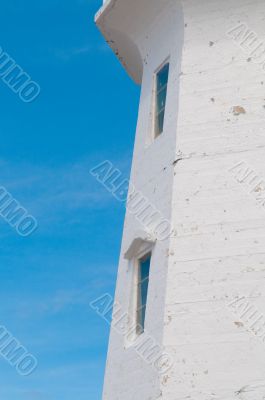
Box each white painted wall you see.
[96,0,265,399]
[101,2,183,398]
[164,0,265,399]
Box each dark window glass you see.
[157,111,165,136]
[155,62,169,137]
[140,257,150,282]
[157,63,169,90]
[136,253,151,334]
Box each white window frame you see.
[125,240,154,346]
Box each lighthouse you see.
[95,0,265,399]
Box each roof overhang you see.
[95,0,174,84]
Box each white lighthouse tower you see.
[95,0,265,399]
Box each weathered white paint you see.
[96,0,265,399]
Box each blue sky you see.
[0,1,140,398]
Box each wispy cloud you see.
[3,260,116,321]
[0,157,128,234]
[53,45,91,61]
[51,43,109,62]
[22,390,45,400]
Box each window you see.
[136,252,151,335]
[124,235,155,345]
[154,62,170,137]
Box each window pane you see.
[140,255,151,282]
[157,87,167,113]
[136,308,145,335]
[155,62,169,137]
[139,278,149,307]
[156,110,165,136]
[137,254,151,332]
[157,63,169,91]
